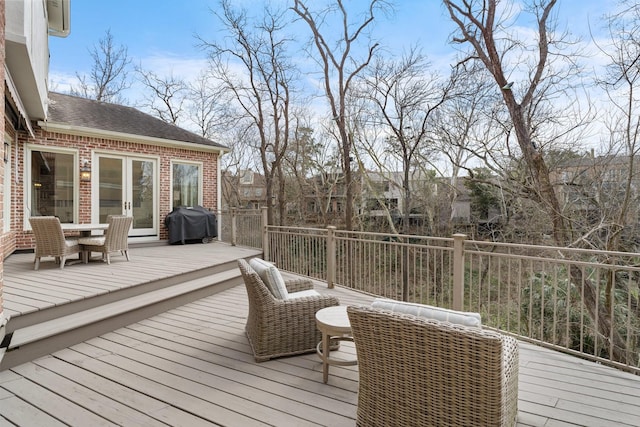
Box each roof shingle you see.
[46,92,227,149]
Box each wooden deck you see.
[1,242,639,426]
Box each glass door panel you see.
[129,158,156,232]
[98,156,124,223]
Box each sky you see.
[49,0,613,99]
[49,0,458,92]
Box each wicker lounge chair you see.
[347,305,519,427]
[78,215,133,264]
[237,259,340,362]
[29,216,80,270]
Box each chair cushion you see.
[249,258,288,299]
[288,289,321,299]
[65,238,79,247]
[78,236,106,246]
[371,298,482,328]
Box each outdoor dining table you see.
[61,223,109,264]
[61,223,109,237]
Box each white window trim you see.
[24,144,79,230]
[170,159,204,208]
[3,132,12,233]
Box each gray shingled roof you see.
[46,92,227,150]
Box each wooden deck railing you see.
[220,208,640,374]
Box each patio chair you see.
[79,215,133,264]
[237,258,340,362]
[347,304,519,427]
[29,216,81,270]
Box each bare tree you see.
[359,48,455,234]
[72,29,131,103]
[135,68,187,124]
[444,0,569,243]
[201,0,297,226]
[443,0,628,363]
[291,0,391,230]
[187,71,235,139]
[593,0,640,252]
[435,62,510,236]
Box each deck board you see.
[2,244,640,426]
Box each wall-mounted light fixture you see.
[80,159,91,182]
[3,142,9,163]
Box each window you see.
[172,161,202,208]
[28,148,76,223]
[240,170,254,185]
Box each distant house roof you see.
[44,92,228,151]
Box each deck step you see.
[0,268,242,371]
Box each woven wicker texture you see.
[347,305,519,427]
[29,216,80,270]
[79,215,133,264]
[237,259,340,362]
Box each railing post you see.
[452,233,466,311]
[327,226,336,289]
[231,208,237,246]
[262,207,269,261]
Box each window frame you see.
[3,132,12,233]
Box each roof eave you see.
[37,121,230,155]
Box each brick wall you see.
[14,127,220,250]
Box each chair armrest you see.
[502,335,520,424]
[267,294,340,324]
[284,278,314,293]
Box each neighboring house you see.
[360,171,437,221]
[222,170,267,210]
[304,171,352,225]
[552,154,638,210]
[2,2,228,258]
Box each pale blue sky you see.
[49,0,613,101]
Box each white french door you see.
[94,154,158,238]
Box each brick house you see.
[1,1,227,338]
[18,92,229,250]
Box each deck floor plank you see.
[53,345,263,427]
[117,322,358,403]
[0,395,68,427]
[0,376,117,426]
[100,330,356,426]
[5,279,96,299]
[11,362,166,427]
[30,356,219,427]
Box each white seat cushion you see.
[249,258,288,299]
[78,236,106,246]
[288,289,321,299]
[372,298,482,328]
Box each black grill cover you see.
[164,206,217,244]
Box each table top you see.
[61,223,109,232]
[315,305,351,333]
